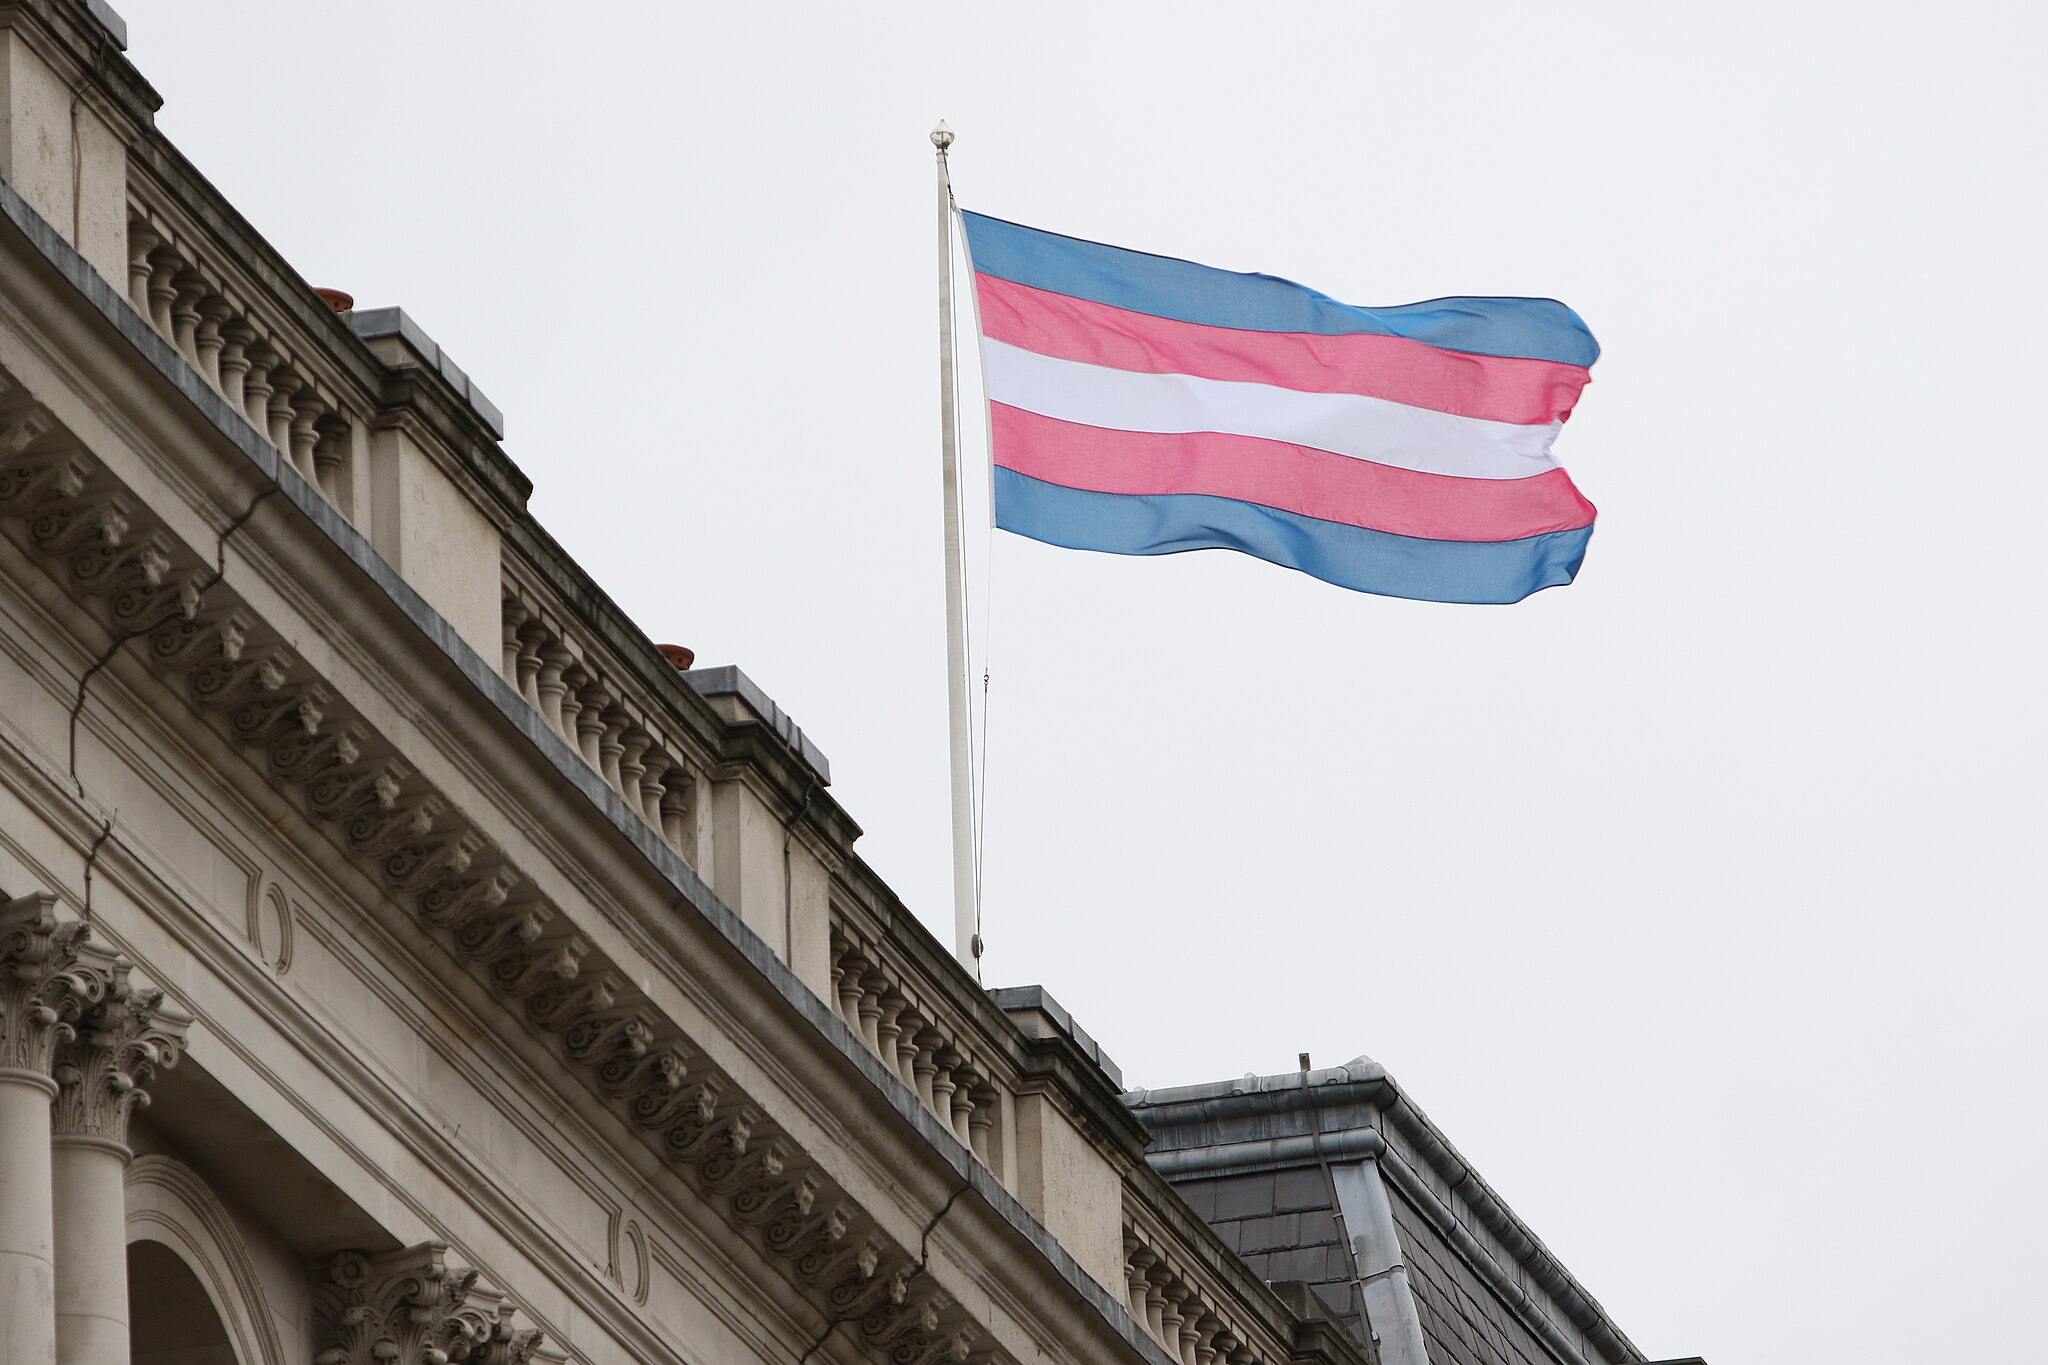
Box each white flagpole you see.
[933,121,980,977]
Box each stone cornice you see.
[0,173,1186,1365]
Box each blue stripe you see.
[993,468,1592,604]
[961,211,1599,367]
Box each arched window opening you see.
[128,1240,237,1365]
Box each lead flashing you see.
[681,664,831,784]
[349,305,507,439]
[990,985,1123,1088]
[83,0,126,47]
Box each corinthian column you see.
[0,894,104,1365]
[50,950,189,1365]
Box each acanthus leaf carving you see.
[345,792,443,859]
[231,681,327,748]
[384,829,484,894]
[733,1170,817,1230]
[765,1197,846,1262]
[31,491,128,555]
[50,945,191,1146]
[489,936,585,1000]
[189,649,287,711]
[271,724,363,785]
[149,606,246,672]
[892,1329,974,1365]
[452,904,546,965]
[0,893,105,1079]
[419,869,518,932]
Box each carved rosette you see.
[0,893,107,1085]
[313,1245,546,1365]
[50,946,192,1146]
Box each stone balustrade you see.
[1122,1215,1282,1365]
[827,917,1009,1179]
[499,583,707,866]
[125,209,359,512]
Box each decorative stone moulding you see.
[1122,1217,1268,1365]
[499,590,703,859]
[125,211,357,509]
[0,892,102,1083]
[829,920,1005,1169]
[313,1243,556,1365]
[51,945,192,1146]
[0,365,987,1365]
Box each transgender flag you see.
[959,212,1600,605]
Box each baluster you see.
[240,340,276,433]
[287,389,323,484]
[194,297,231,388]
[1126,1244,1158,1326]
[637,747,668,826]
[617,727,650,804]
[1158,1284,1187,1365]
[536,643,573,737]
[126,222,160,315]
[856,970,886,1054]
[266,366,302,458]
[313,415,350,507]
[833,946,866,1031]
[876,992,906,1073]
[891,1006,924,1089]
[171,270,206,364]
[514,622,546,708]
[145,245,179,335]
[967,1081,996,1166]
[658,772,691,849]
[912,1029,941,1113]
[1172,1289,1202,1365]
[574,682,610,767]
[947,1062,975,1146]
[556,665,586,749]
[217,319,253,410]
[597,706,627,789]
[499,597,529,683]
[1142,1264,1171,1344]
[930,1047,959,1131]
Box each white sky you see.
[118,2,2045,1360]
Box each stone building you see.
[0,5,1697,1365]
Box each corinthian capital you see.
[51,945,192,1146]
[313,1245,550,1365]
[0,892,106,1084]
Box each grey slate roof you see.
[1125,1057,1659,1365]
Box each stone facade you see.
[0,6,1680,1365]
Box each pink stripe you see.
[975,273,1590,427]
[991,404,1597,542]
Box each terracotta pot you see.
[314,287,355,313]
[657,644,695,671]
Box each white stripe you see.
[983,339,1563,480]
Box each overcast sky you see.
[117,2,2044,1360]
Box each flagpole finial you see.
[931,120,954,152]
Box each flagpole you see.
[933,121,980,977]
